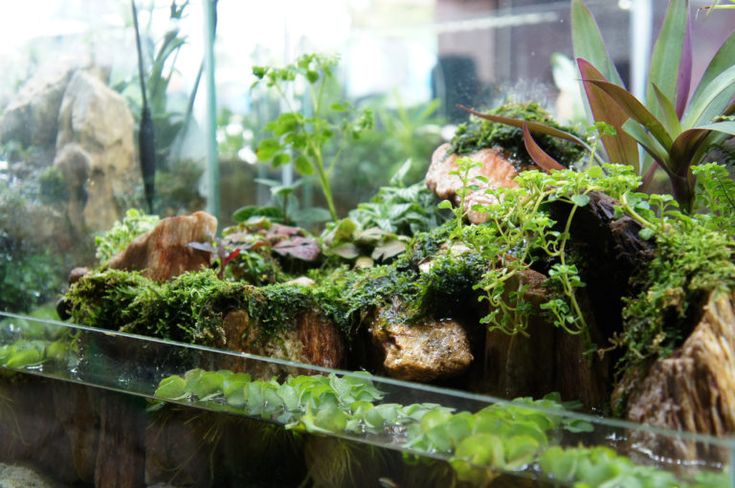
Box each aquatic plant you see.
[149,368,726,487]
[252,53,374,221]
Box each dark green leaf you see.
[687,28,735,116]
[646,0,689,122]
[232,205,284,223]
[571,0,623,86]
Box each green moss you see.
[449,102,584,167]
[65,269,318,345]
[619,219,735,373]
[94,209,160,263]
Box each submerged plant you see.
[150,368,725,487]
[252,53,374,221]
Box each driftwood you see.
[620,291,735,463]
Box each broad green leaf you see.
[577,59,640,169]
[671,121,735,173]
[294,154,313,175]
[521,123,565,172]
[646,0,689,121]
[571,0,623,86]
[651,84,682,137]
[256,138,281,160]
[291,206,332,224]
[571,194,590,207]
[437,200,454,210]
[688,29,735,114]
[622,120,670,170]
[154,375,188,400]
[682,64,735,129]
[584,80,672,150]
[232,205,284,223]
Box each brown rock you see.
[108,211,217,282]
[369,299,473,382]
[425,143,518,224]
[622,291,735,463]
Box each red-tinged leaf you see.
[578,58,640,169]
[267,223,301,239]
[457,105,588,148]
[672,121,735,173]
[646,0,689,122]
[222,248,242,268]
[521,123,565,173]
[272,236,320,262]
[582,80,672,150]
[571,0,623,86]
[676,14,693,118]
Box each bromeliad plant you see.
[461,0,735,213]
[572,0,735,212]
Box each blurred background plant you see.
[114,0,206,216]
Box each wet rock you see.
[0,67,73,149]
[108,211,217,282]
[285,276,316,287]
[56,70,139,232]
[425,143,518,224]
[369,299,473,382]
[621,291,735,463]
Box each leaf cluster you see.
[253,53,375,221]
[150,368,720,486]
[95,209,159,264]
[455,164,640,338]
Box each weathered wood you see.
[621,291,735,463]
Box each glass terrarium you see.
[1,0,734,487]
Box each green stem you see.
[558,203,590,343]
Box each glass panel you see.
[0,1,208,316]
[0,312,732,486]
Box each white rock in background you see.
[0,67,74,149]
[56,70,140,232]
